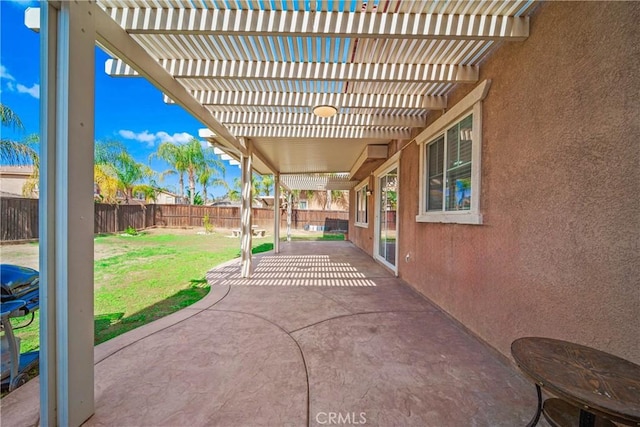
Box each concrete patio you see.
[2,241,545,426]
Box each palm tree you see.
[330,190,349,210]
[259,174,274,196]
[227,174,260,203]
[197,167,226,205]
[113,152,154,203]
[183,139,205,205]
[151,142,188,199]
[0,104,24,129]
[0,103,38,166]
[152,138,225,205]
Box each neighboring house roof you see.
[0,166,36,174]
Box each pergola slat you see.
[165,91,448,110]
[211,111,426,127]
[105,8,529,41]
[106,58,479,83]
[225,125,411,140]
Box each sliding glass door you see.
[375,166,398,271]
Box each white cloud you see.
[0,65,15,81]
[135,131,157,144]
[118,130,194,148]
[2,65,39,99]
[156,131,193,144]
[118,130,137,140]
[16,83,40,99]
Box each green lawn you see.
[11,230,273,352]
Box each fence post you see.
[114,204,119,232]
[142,205,147,229]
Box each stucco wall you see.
[361,2,640,364]
[349,185,374,254]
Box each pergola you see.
[26,0,537,424]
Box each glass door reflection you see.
[378,168,398,267]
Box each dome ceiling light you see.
[312,105,338,118]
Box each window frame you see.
[354,180,369,228]
[415,80,490,225]
[298,200,308,210]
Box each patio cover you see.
[96,0,536,180]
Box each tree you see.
[0,103,38,167]
[152,138,225,205]
[182,138,226,205]
[330,190,349,210]
[112,152,154,203]
[227,174,260,203]
[94,140,127,203]
[95,143,154,204]
[259,174,274,196]
[151,141,188,199]
[198,167,226,205]
[0,104,24,129]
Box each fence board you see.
[1,198,39,241]
[1,198,349,242]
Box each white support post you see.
[38,2,95,426]
[287,192,292,242]
[240,144,253,278]
[274,174,280,253]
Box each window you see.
[355,184,369,227]
[298,200,308,210]
[426,114,473,213]
[416,80,489,225]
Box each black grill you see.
[1,265,39,314]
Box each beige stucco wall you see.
[0,167,34,197]
[356,2,640,364]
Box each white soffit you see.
[281,174,358,191]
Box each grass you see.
[10,230,273,352]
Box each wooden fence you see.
[1,198,39,241]
[1,197,349,242]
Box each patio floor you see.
[2,241,546,426]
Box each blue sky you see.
[0,0,239,198]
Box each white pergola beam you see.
[349,145,389,178]
[210,111,426,127]
[106,58,479,83]
[226,125,411,140]
[106,8,529,41]
[166,92,447,110]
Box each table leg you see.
[526,384,543,427]
[578,409,595,427]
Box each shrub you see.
[203,214,214,234]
